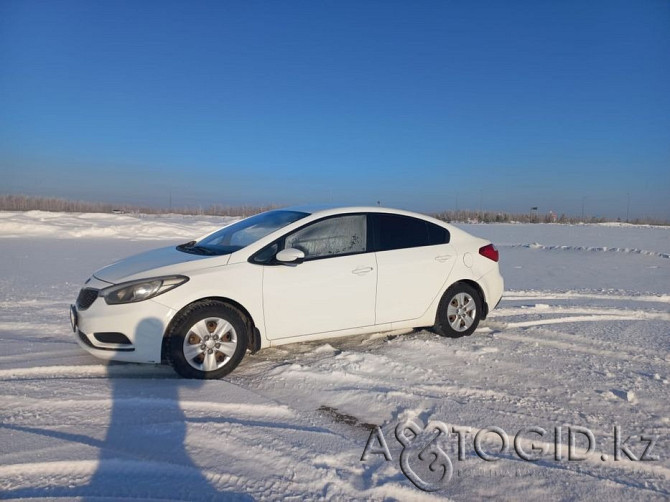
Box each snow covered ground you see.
[1,211,669,500]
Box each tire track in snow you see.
[490,326,669,364]
[492,305,670,322]
[0,364,175,380]
[483,325,670,365]
[0,458,440,501]
[506,314,652,328]
[502,290,670,304]
[231,324,669,466]
[0,395,295,420]
[0,459,255,499]
[0,399,354,499]
[0,348,83,362]
[504,242,670,260]
[235,343,620,441]
[486,301,670,362]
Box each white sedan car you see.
[71,206,503,379]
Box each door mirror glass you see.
[275,248,306,263]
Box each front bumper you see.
[72,291,176,364]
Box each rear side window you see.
[373,213,449,252]
[427,221,449,245]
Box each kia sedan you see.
[71,206,504,379]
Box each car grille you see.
[76,288,99,310]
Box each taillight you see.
[479,244,499,262]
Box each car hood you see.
[93,245,230,284]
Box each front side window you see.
[284,214,367,259]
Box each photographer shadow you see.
[85,317,253,501]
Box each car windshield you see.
[177,210,309,256]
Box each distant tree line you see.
[0,194,276,218]
[432,209,605,224]
[0,194,667,225]
[432,209,668,226]
[0,194,119,213]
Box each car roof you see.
[282,203,344,214]
[282,204,448,225]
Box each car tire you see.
[166,301,248,379]
[434,283,482,338]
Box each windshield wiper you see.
[176,241,217,255]
[177,240,196,249]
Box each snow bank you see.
[457,222,670,256]
[0,210,239,240]
[510,242,670,259]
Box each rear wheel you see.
[434,283,482,338]
[167,301,248,379]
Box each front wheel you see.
[434,283,482,338]
[167,301,248,379]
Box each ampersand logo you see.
[395,420,453,491]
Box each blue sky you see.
[1,0,669,219]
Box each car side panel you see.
[151,262,267,344]
[374,243,456,324]
[262,254,377,339]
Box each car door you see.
[262,214,377,340]
[372,213,456,324]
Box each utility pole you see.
[581,196,585,220]
[479,190,483,218]
[626,192,630,222]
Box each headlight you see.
[101,276,189,305]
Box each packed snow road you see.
[1,213,669,500]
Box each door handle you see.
[352,266,374,275]
[435,255,452,262]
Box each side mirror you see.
[275,248,305,264]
